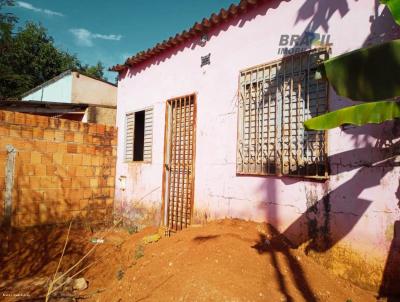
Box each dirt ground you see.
[0,219,379,302]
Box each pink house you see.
[112,0,400,294]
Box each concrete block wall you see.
[0,110,117,227]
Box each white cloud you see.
[70,28,122,47]
[92,33,122,41]
[43,9,63,17]
[17,1,64,17]
[70,28,93,46]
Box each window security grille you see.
[237,49,329,179]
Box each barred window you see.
[237,49,329,179]
[125,107,153,162]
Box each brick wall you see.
[0,110,117,227]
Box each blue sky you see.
[7,0,238,82]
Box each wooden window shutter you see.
[125,112,135,161]
[143,107,153,163]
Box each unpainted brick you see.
[0,177,5,189]
[72,177,90,188]
[96,124,105,135]
[34,140,47,153]
[53,153,63,165]
[63,154,74,165]
[39,176,53,188]
[10,125,21,138]
[21,164,35,176]
[80,199,90,210]
[0,125,9,136]
[83,134,92,144]
[74,132,84,144]
[106,198,114,206]
[34,165,47,177]
[57,142,67,153]
[85,167,95,177]
[75,166,86,177]
[49,118,61,129]
[25,115,37,127]
[44,129,55,141]
[88,124,97,134]
[30,151,42,164]
[90,178,99,188]
[70,121,79,131]
[36,116,49,128]
[72,154,83,165]
[83,188,92,199]
[54,131,64,142]
[86,145,96,155]
[107,177,115,187]
[65,131,74,142]
[82,155,91,166]
[4,111,14,123]
[68,166,77,177]
[60,120,71,131]
[41,153,53,165]
[21,128,33,139]
[33,128,44,139]
[18,189,43,203]
[0,110,117,227]
[17,176,30,189]
[17,151,31,164]
[61,178,72,189]
[14,112,26,125]
[29,176,41,189]
[67,144,78,154]
[46,142,58,153]
[44,189,63,201]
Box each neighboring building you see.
[111,0,400,294]
[20,70,117,125]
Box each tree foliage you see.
[304,101,400,130]
[78,61,105,80]
[0,1,108,99]
[304,1,400,130]
[318,39,400,101]
[382,0,400,25]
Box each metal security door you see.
[162,94,196,231]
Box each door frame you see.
[160,93,197,227]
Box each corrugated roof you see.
[110,0,267,72]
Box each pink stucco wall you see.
[115,0,400,292]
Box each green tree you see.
[78,61,106,81]
[0,1,109,99]
[304,0,400,130]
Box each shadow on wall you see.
[257,120,400,299]
[8,143,113,227]
[283,0,400,60]
[250,1,400,298]
[379,185,400,300]
[294,0,349,33]
[0,223,90,294]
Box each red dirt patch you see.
[1,219,377,301]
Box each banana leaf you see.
[381,0,400,25]
[318,39,400,101]
[304,100,400,130]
